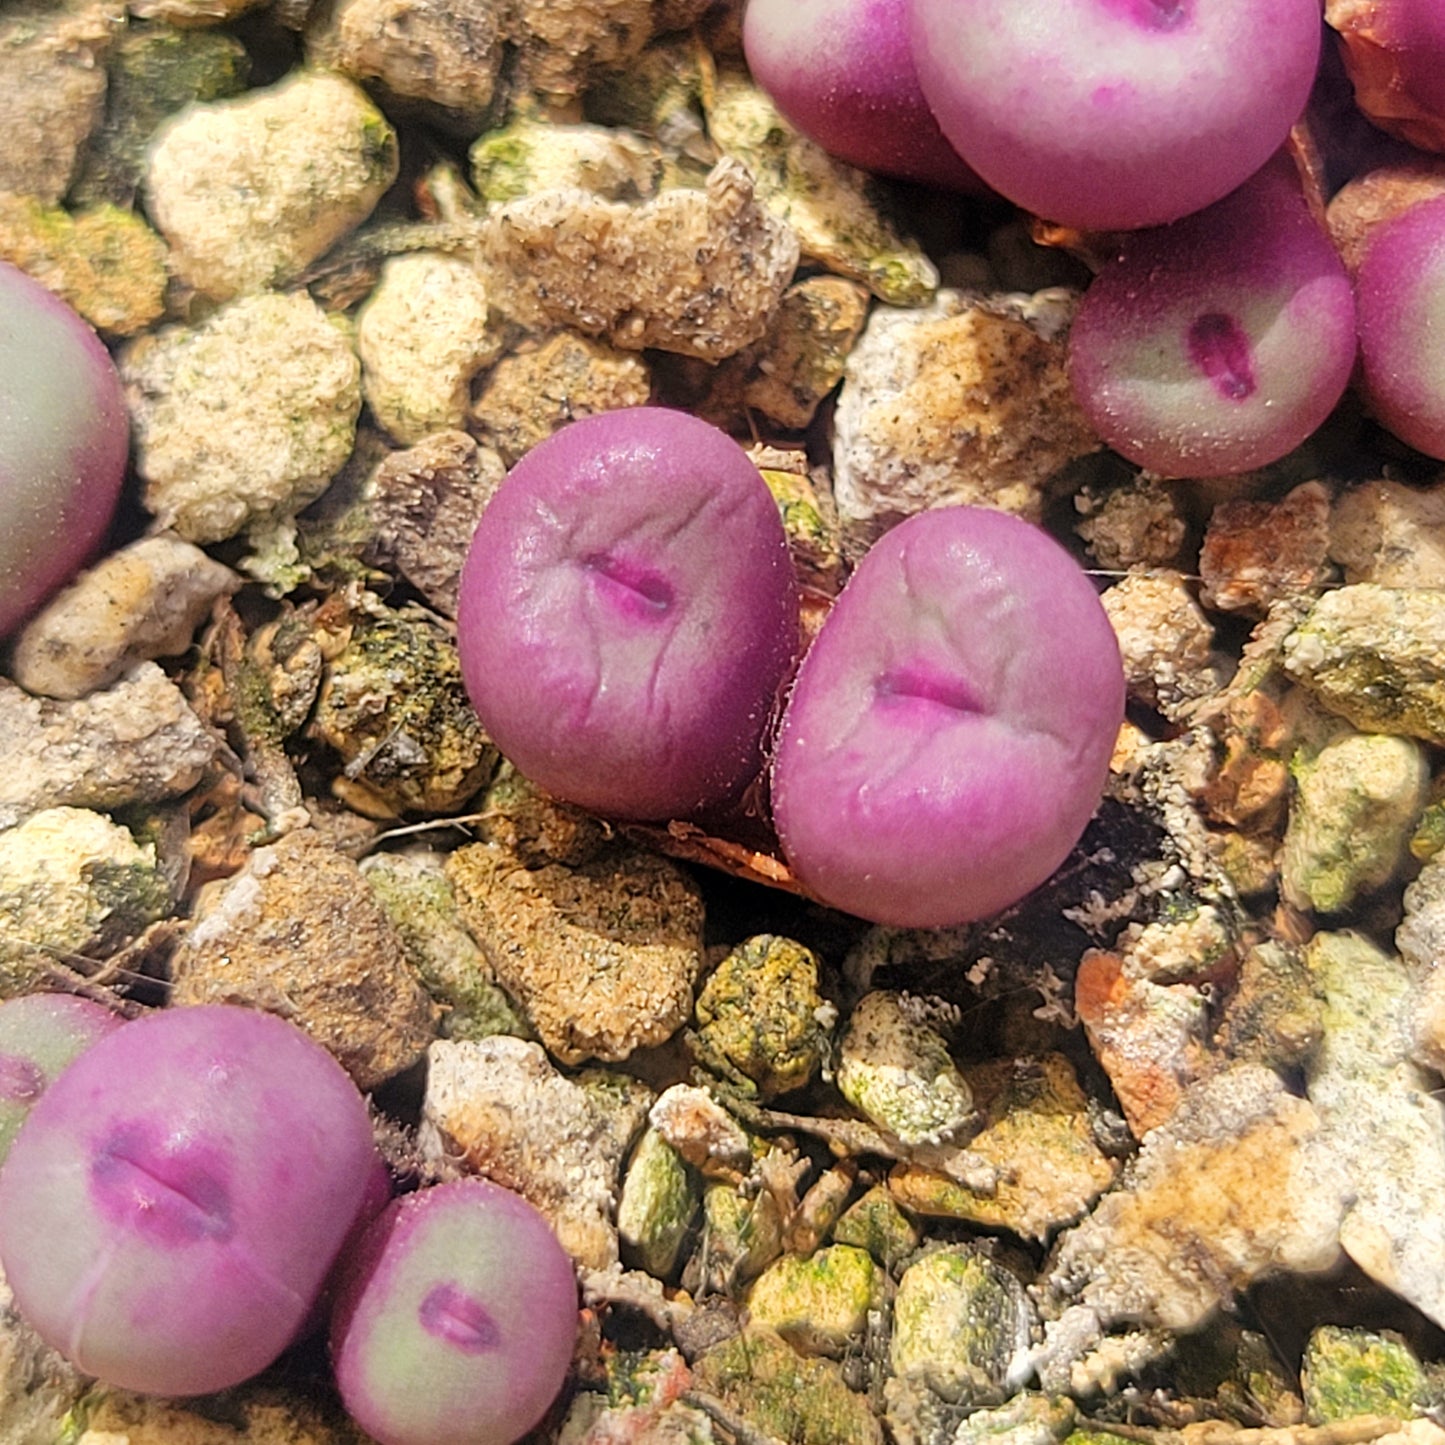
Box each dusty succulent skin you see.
[1067,157,1358,477]
[908,0,1322,230]
[456,407,799,821]
[0,1004,378,1396]
[771,505,1124,927]
[330,1178,578,1445]
[0,260,129,639]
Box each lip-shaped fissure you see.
[580,551,676,619]
[418,1281,502,1354]
[1100,0,1191,30]
[90,1123,235,1246]
[0,1054,44,1104]
[873,663,985,718]
[1187,311,1257,400]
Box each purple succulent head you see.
[330,1178,578,1445]
[771,505,1124,928]
[0,262,130,640]
[456,407,799,821]
[0,1003,378,1396]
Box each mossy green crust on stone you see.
[692,1327,884,1445]
[832,1185,921,1271]
[617,1125,700,1279]
[1300,1326,1427,1423]
[745,1244,884,1358]
[691,933,831,1099]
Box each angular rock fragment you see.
[355,252,500,445]
[145,70,398,301]
[747,1245,884,1361]
[471,116,662,205]
[1283,585,1445,743]
[122,291,363,545]
[1034,1064,1345,1393]
[420,1033,652,1268]
[367,430,505,618]
[616,1125,699,1279]
[170,827,439,1089]
[1199,481,1332,614]
[831,289,1099,554]
[480,158,799,362]
[0,665,220,831]
[0,807,171,997]
[10,535,237,701]
[445,840,704,1064]
[1331,478,1445,588]
[706,73,938,306]
[1306,930,1445,1328]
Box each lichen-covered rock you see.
[470,330,653,467]
[888,1248,1031,1410]
[697,1175,786,1292]
[1305,930,1445,1330]
[0,196,168,336]
[832,1185,920,1271]
[1199,481,1332,614]
[1034,1064,1346,1392]
[445,840,704,1064]
[1215,937,1323,1072]
[359,849,529,1041]
[144,69,398,301]
[72,22,250,211]
[836,991,975,1146]
[1073,948,1212,1137]
[949,1393,1077,1445]
[1282,731,1428,914]
[887,1053,1117,1243]
[0,666,219,832]
[1301,1326,1428,1425]
[1102,570,1227,723]
[10,535,238,701]
[307,0,504,117]
[366,430,505,618]
[1283,585,1445,743]
[419,1033,653,1269]
[0,5,114,205]
[122,291,362,545]
[170,827,439,1089]
[309,602,496,817]
[746,1245,884,1359]
[471,116,662,206]
[691,934,832,1100]
[705,73,937,307]
[0,807,170,997]
[755,454,848,603]
[691,1326,884,1445]
[479,158,799,362]
[470,761,609,870]
[355,252,499,445]
[696,275,871,432]
[557,1348,715,1445]
[1331,478,1445,589]
[617,1125,700,1279]
[831,289,1099,554]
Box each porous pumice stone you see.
[0,260,129,639]
[330,1177,578,1445]
[456,407,799,821]
[770,505,1124,928]
[0,1003,377,1397]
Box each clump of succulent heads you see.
[458,407,1124,930]
[0,1003,379,1396]
[330,1178,579,1445]
[0,261,130,640]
